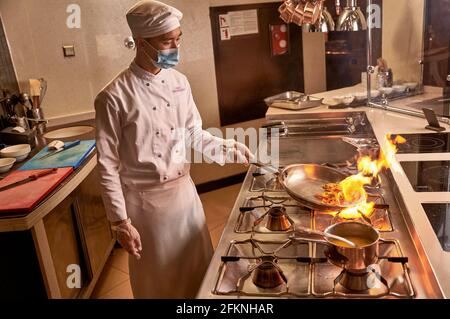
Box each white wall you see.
[0,0,276,183]
[0,0,280,127]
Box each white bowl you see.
[379,87,394,95]
[324,96,344,106]
[354,92,367,101]
[0,158,16,173]
[405,82,418,90]
[340,95,355,105]
[370,90,380,98]
[392,85,406,93]
[0,144,31,162]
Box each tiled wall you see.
[0,16,19,95]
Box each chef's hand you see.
[111,218,142,260]
[225,139,255,166]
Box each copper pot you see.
[293,221,380,271]
[324,222,380,271]
[278,0,296,23]
[291,2,305,25]
[303,1,323,24]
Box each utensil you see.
[295,225,357,247]
[253,162,360,212]
[39,78,47,107]
[279,164,359,211]
[0,168,57,193]
[37,140,81,160]
[0,158,16,173]
[323,222,380,271]
[292,222,380,271]
[252,160,282,174]
[47,140,65,150]
[0,144,32,162]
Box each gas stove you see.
[213,238,413,298]
[197,116,443,299]
[235,193,393,234]
[197,163,443,299]
[209,167,409,298]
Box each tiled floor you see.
[90,183,242,299]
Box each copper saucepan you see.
[293,221,380,271]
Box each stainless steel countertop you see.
[197,114,444,299]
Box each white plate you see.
[43,126,94,140]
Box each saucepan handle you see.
[289,233,328,245]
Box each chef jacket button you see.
[153,107,157,111]
[171,127,175,131]
[158,154,162,158]
[163,176,168,181]
[156,131,160,136]
[166,103,170,107]
[162,80,165,84]
[146,83,150,87]
[178,172,182,176]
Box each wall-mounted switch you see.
[63,45,75,57]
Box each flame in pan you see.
[326,134,406,219]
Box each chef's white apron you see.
[123,174,213,299]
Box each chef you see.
[94,0,254,299]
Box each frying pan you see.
[253,161,360,212]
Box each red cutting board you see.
[0,167,73,215]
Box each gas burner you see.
[236,197,310,233]
[311,240,414,298]
[251,256,287,288]
[336,268,385,291]
[250,171,284,192]
[214,238,414,298]
[214,238,312,297]
[332,210,373,226]
[266,206,292,231]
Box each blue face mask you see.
[143,40,180,69]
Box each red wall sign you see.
[270,24,289,56]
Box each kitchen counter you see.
[266,85,450,298]
[197,85,450,299]
[0,121,115,299]
[0,119,97,229]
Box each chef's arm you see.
[184,81,253,165]
[94,92,128,223]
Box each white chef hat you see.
[126,0,183,39]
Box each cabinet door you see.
[75,166,114,278]
[43,192,90,299]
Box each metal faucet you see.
[25,117,49,124]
